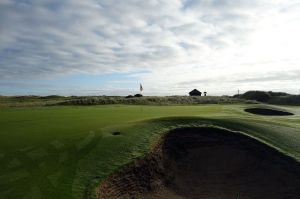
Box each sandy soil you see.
[97,127,300,199]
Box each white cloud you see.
[0,0,300,95]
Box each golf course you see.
[1,103,300,198]
[2,0,300,198]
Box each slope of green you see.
[0,104,300,199]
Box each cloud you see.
[235,70,300,83]
[0,0,300,95]
[171,70,300,95]
[178,70,300,85]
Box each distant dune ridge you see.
[234,91,300,105]
[0,90,299,107]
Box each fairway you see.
[1,104,300,199]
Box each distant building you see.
[204,91,207,96]
[189,89,202,96]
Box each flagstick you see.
[140,83,143,113]
[142,105,144,113]
[140,87,142,113]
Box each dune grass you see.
[0,95,254,108]
[0,104,300,198]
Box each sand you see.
[97,127,300,199]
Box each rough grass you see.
[0,95,68,108]
[268,95,300,106]
[0,95,255,107]
[58,96,255,106]
[235,91,300,105]
[0,104,300,199]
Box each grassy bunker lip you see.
[244,107,294,116]
[97,127,300,199]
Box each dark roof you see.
[189,89,202,95]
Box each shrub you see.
[240,91,271,102]
[267,91,290,97]
[125,95,134,98]
[134,94,143,97]
[268,95,300,106]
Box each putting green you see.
[0,104,300,199]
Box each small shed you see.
[189,89,202,96]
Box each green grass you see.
[0,104,300,199]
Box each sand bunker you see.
[97,127,300,199]
[244,107,293,116]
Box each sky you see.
[0,0,300,96]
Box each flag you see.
[140,84,143,92]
